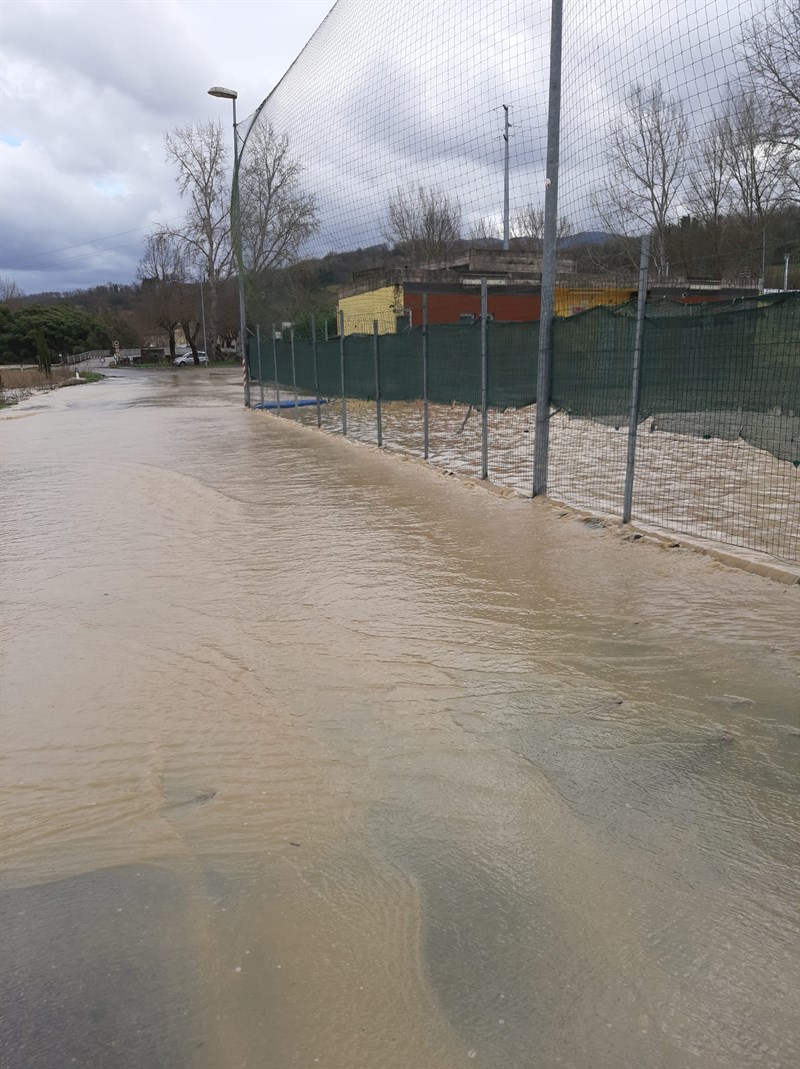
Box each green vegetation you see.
[62,370,104,385]
[35,326,51,377]
[0,305,112,364]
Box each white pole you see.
[232,97,250,406]
[502,104,511,252]
[200,280,208,358]
[208,86,250,404]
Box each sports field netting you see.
[235,0,799,563]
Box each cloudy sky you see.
[1,0,757,295]
[245,0,753,261]
[0,0,335,293]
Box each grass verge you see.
[0,366,105,405]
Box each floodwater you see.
[283,392,799,563]
[1,368,798,1069]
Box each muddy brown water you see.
[1,369,798,1069]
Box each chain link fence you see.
[235,0,799,563]
[248,286,799,563]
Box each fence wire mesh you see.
[238,0,799,564]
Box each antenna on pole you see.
[502,104,511,251]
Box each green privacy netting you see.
[249,292,799,462]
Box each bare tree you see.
[164,121,233,359]
[0,276,24,304]
[722,94,789,223]
[470,217,501,247]
[721,91,794,280]
[738,0,800,200]
[740,0,800,134]
[136,230,189,357]
[594,83,689,275]
[511,206,571,252]
[386,187,461,264]
[239,122,319,274]
[686,113,732,273]
[165,119,319,354]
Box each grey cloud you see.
[0,0,761,294]
[0,0,335,293]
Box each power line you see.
[3,216,184,270]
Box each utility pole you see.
[759,226,767,292]
[502,104,511,251]
[532,0,563,497]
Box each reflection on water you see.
[1,369,798,1068]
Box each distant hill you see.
[561,231,614,248]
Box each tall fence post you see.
[311,314,321,428]
[373,319,383,447]
[271,323,281,417]
[339,310,347,436]
[324,318,329,343]
[533,0,563,497]
[256,323,264,408]
[290,325,299,415]
[422,292,429,460]
[622,235,650,524]
[480,277,489,480]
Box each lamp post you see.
[199,279,208,358]
[208,85,250,407]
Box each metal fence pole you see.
[324,318,329,343]
[533,0,563,497]
[480,277,489,480]
[272,323,281,416]
[339,310,347,436]
[256,323,264,408]
[622,235,650,524]
[373,319,383,447]
[422,292,429,460]
[311,314,321,428]
[290,325,299,415]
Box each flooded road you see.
[1,368,798,1069]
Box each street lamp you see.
[208,85,250,407]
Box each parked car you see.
[173,351,208,366]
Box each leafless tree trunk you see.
[386,187,461,264]
[178,281,205,362]
[594,83,689,276]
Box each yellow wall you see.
[337,285,404,335]
[337,284,630,331]
[555,287,634,317]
